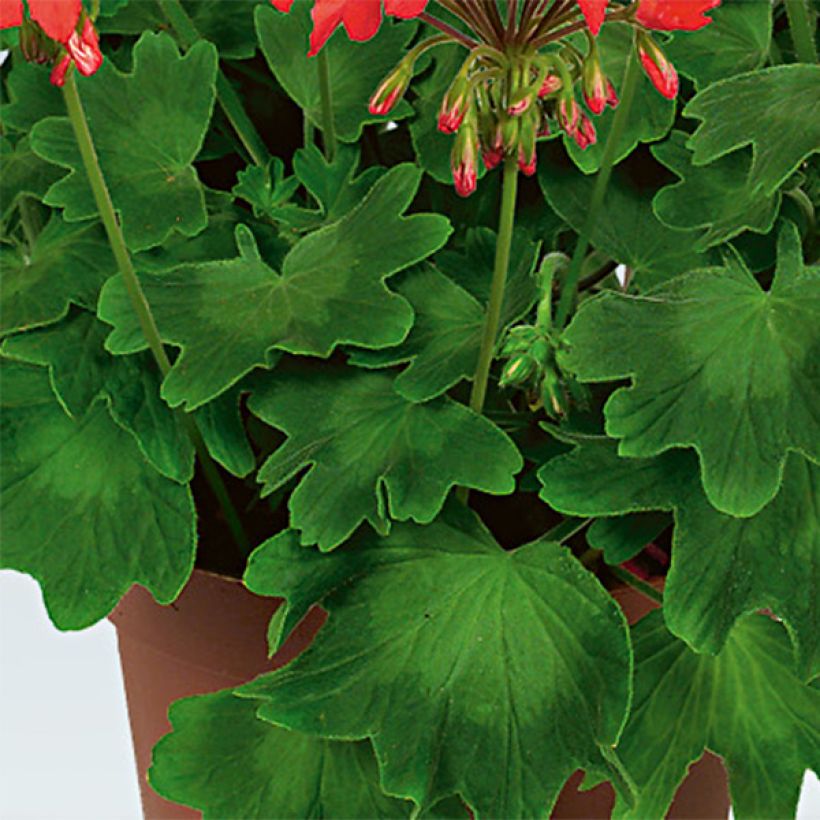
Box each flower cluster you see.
[271,0,719,196]
[1,0,102,86]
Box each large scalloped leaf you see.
[613,612,818,819]
[98,165,452,410]
[248,364,523,550]
[256,1,416,143]
[149,689,412,818]
[652,132,780,251]
[558,224,820,517]
[685,64,820,197]
[30,32,218,252]
[538,438,820,679]
[238,506,633,817]
[0,360,196,629]
[0,215,115,337]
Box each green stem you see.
[784,0,818,64]
[316,49,337,162]
[610,566,663,605]
[544,516,590,544]
[468,156,519,416]
[553,45,641,329]
[61,72,250,557]
[159,0,268,166]
[457,158,518,504]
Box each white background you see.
[1,569,819,820]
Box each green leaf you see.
[613,612,819,819]
[538,144,712,287]
[248,364,523,550]
[101,0,259,59]
[0,360,196,629]
[564,23,675,174]
[0,215,115,337]
[559,224,820,517]
[0,59,64,133]
[149,689,412,819]
[30,32,218,252]
[651,132,781,251]
[665,0,772,89]
[685,65,820,197]
[0,136,63,218]
[349,229,539,401]
[2,310,253,481]
[256,2,416,142]
[586,512,670,565]
[238,506,632,817]
[538,439,820,678]
[99,165,451,410]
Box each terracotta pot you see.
[110,570,729,819]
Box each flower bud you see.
[451,120,479,197]
[49,53,73,87]
[573,113,597,150]
[636,32,678,99]
[582,42,616,115]
[516,108,538,176]
[19,19,58,65]
[557,96,580,136]
[369,60,412,116]
[500,353,537,387]
[538,72,563,98]
[438,74,471,134]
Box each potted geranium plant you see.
[1,0,818,817]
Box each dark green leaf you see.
[0,360,196,629]
[31,32,218,251]
[239,506,632,817]
[99,165,451,410]
[685,65,820,196]
[149,689,411,818]
[1,59,63,133]
[0,215,114,337]
[538,439,820,678]
[538,144,712,287]
[248,364,523,550]
[559,224,819,517]
[652,131,781,250]
[0,136,63,218]
[666,0,771,89]
[586,512,670,565]
[613,612,818,819]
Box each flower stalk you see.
[61,72,250,556]
[554,43,641,329]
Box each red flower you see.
[271,0,428,56]
[635,0,720,30]
[576,0,608,36]
[637,33,679,98]
[1,0,102,85]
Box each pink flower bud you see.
[369,62,411,116]
[582,46,613,116]
[507,94,532,117]
[637,33,678,99]
[574,113,597,150]
[518,144,537,176]
[538,73,563,98]
[606,80,619,108]
[558,97,580,135]
[451,125,478,197]
[438,76,471,134]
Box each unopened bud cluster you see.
[369,12,682,197]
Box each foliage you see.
[0,0,817,817]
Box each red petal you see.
[28,0,81,43]
[635,0,720,31]
[270,0,294,10]
[0,0,24,31]
[576,0,608,35]
[384,0,428,19]
[308,0,382,55]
